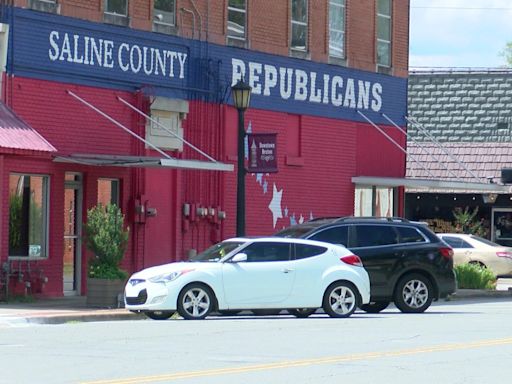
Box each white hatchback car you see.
[438,233,512,277]
[124,237,370,320]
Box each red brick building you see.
[0,0,409,298]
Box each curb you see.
[26,311,146,325]
[447,288,512,300]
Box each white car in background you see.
[124,237,370,320]
[438,233,512,277]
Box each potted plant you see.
[84,203,129,307]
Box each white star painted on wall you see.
[268,183,283,228]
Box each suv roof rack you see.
[309,216,410,223]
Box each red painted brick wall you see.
[221,106,404,237]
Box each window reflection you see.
[9,174,48,258]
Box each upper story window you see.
[291,0,308,53]
[329,0,346,59]
[28,0,60,14]
[154,0,176,26]
[153,0,176,34]
[376,0,392,69]
[227,0,247,47]
[104,0,129,27]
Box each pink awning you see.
[0,102,56,152]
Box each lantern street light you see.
[231,79,252,237]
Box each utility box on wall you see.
[146,97,188,151]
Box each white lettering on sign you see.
[232,59,384,112]
[48,31,187,79]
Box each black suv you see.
[274,217,456,313]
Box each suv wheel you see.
[394,273,433,313]
[360,301,389,313]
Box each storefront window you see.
[98,178,120,206]
[492,209,512,246]
[354,186,394,217]
[9,174,49,258]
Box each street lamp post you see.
[231,79,252,237]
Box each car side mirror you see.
[231,253,248,263]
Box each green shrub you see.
[454,263,496,289]
[85,203,129,280]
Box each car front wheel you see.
[144,311,174,320]
[359,301,390,313]
[177,283,214,320]
[322,281,359,318]
[288,308,317,318]
[394,273,433,313]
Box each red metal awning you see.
[0,102,56,153]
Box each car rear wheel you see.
[251,309,282,316]
[359,301,390,313]
[469,261,487,269]
[177,283,214,320]
[144,311,174,320]
[217,310,242,316]
[394,273,433,313]
[288,308,317,318]
[322,281,359,318]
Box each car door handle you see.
[281,268,294,273]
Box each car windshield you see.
[189,241,246,262]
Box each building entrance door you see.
[63,173,83,296]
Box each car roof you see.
[224,236,344,248]
[277,217,427,233]
[437,233,472,237]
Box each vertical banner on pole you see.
[247,133,278,173]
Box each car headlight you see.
[148,269,193,283]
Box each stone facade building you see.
[406,69,512,244]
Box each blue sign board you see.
[4,7,407,125]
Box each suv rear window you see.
[308,226,348,247]
[396,226,426,244]
[353,225,398,247]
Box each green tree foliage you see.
[452,206,485,237]
[500,42,512,66]
[9,194,23,252]
[85,203,129,280]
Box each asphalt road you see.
[2,298,512,384]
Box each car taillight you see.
[496,251,512,260]
[439,246,454,260]
[341,254,363,267]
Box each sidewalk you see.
[0,296,144,326]
[0,289,511,326]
